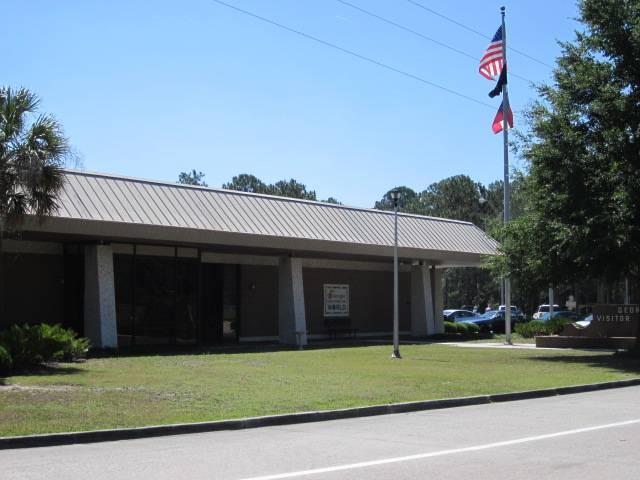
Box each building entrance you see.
[113,247,238,346]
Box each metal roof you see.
[41,170,498,259]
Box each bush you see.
[38,324,90,362]
[444,321,458,333]
[464,322,481,334]
[444,321,480,337]
[0,345,12,374]
[0,323,89,367]
[546,316,574,334]
[515,320,548,338]
[515,316,575,338]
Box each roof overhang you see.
[21,216,491,267]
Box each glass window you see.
[114,247,239,346]
[135,255,175,345]
[175,258,199,345]
[222,264,239,340]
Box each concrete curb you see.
[2,378,639,450]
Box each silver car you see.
[443,309,480,322]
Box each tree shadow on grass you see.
[527,352,640,377]
[91,343,296,359]
[90,338,420,359]
[0,364,85,384]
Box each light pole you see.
[391,189,401,359]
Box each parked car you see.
[497,305,525,321]
[458,310,522,333]
[575,314,592,328]
[532,304,561,320]
[443,309,479,322]
[538,310,579,322]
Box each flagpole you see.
[500,5,512,344]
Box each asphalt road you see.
[2,386,640,479]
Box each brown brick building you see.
[0,170,497,348]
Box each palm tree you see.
[0,87,70,321]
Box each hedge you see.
[514,316,575,338]
[444,321,481,336]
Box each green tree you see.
[178,169,207,186]
[375,177,507,310]
[222,174,269,194]
[374,186,423,213]
[498,0,640,294]
[421,175,486,227]
[419,176,503,310]
[0,87,70,319]
[270,179,316,200]
[223,174,324,201]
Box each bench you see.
[324,317,357,340]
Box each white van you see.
[533,304,561,320]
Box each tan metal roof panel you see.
[45,170,498,257]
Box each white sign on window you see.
[324,284,350,317]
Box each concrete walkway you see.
[441,341,541,349]
[440,340,619,352]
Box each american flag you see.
[479,26,504,80]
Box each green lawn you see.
[1,344,639,437]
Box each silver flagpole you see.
[501,6,512,344]
[392,191,401,359]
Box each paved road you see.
[2,386,640,479]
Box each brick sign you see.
[591,304,639,337]
[593,304,639,323]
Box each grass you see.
[1,343,639,437]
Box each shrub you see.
[515,316,575,338]
[464,322,480,334]
[0,345,12,374]
[0,324,40,366]
[444,321,458,333]
[37,323,90,362]
[444,321,480,337]
[0,323,89,367]
[546,316,574,334]
[456,322,470,334]
[515,320,548,338]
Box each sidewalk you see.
[441,341,539,349]
[440,341,618,352]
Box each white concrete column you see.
[431,266,445,334]
[278,256,307,347]
[411,263,434,336]
[84,244,118,348]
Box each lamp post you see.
[390,189,401,359]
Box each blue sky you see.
[5,0,579,207]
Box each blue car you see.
[538,311,579,322]
[458,310,522,333]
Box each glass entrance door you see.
[113,250,239,346]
